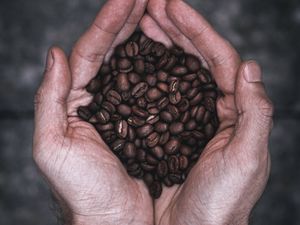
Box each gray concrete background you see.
[0,0,299,224]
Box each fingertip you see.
[243,60,262,83]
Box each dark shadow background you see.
[0,0,299,224]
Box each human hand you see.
[143,0,274,224]
[33,1,153,225]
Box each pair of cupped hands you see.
[33,0,274,224]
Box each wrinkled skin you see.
[33,0,274,225]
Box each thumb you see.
[228,61,274,158]
[34,47,71,146]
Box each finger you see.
[147,0,204,62]
[166,0,241,94]
[34,47,71,139]
[228,61,274,156]
[70,0,136,90]
[139,14,173,47]
[105,0,149,61]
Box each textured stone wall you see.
[0,0,299,224]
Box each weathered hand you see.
[143,0,274,224]
[33,1,153,225]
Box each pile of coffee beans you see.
[77,31,220,199]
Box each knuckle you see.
[257,97,274,119]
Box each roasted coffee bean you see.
[146,74,157,87]
[168,156,179,173]
[163,176,173,187]
[191,105,199,118]
[146,88,162,102]
[93,92,103,105]
[167,105,180,120]
[128,72,141,84]
[169,122,184,135]
[128,116,145,127]
[136,97,147,108]
[145,62,155,74]
[123,143,137,158]
[179,145,193,156]
[99,64,111,75]
[198,68,212,83]
[205,90,218,99]
[121,91,131,101]
[169,91,182,105]
[132,106,148,118]
[157,82,169,93]
[125,41,139,57]
[134,59,145,74]
[171,45,184,56]
[77,106,92,121]
[150,146,164,159]
[178,98,189,112]
[159,132,170,145]
[192,79,201,88]
[127,162,139,172]
[195,106,205,122]
[96,109,110,124]
[185,54,201,72]
[102,73,112,86]
[203,110,211,124]
[146,154,159,165]
[185,119,197,131]
[115,120,128,138]
[160,111,173,123]
[132,82,149,98]
[137,124,153,138]
[146,132,160,148]
[152,42,166,57]
[157,71,168,81]
[141,162,156,171]
[182,73,197,81]
[179,81,191,93]
[128,127,136,141]
[154,122,168,133]
[169,79,179,93]
[168,174,182,184]
[146,115,160,124]
[118,58,133,73]
[190,92,203,106]
[117,104,132,117]
[164,54,177,71]
[111,114,122,122]
[192,130,205,139]
[110,57,117,70]
[102,82,113,95]
[95,123,114,132]
[157,97,169,110]
[106,90,122,105]
[136,148,146,162]
[148,106,160,115]
[101,131,117,143]
[171,66,188,76]
[116,73,130,91]
[179,155,189,170]
[111,139,125,152]
[140,38,153,55]
[145,55,156,63]
[157,160,168,177]
[180,111,190,123]
[102,101,116,114]
[115,44,126,57]
[164,138,180,154]
[186,88,198,99]
[204,97,216,112]
[86,78,101,93]
[143,173,154,186]
[205,123,215,139]
[149,181,162,199]
[88,106,98,118]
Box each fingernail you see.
[46,48,54,71]
[244,61,262,83]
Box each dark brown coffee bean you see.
[169,91,182,105]
[160,111,173,123]
[96,109,110,124]
[180,55,187,65]
[95,123,114,132]
[115,120,128,138]
[159,132,170,145]
[154,122,168,133]
[134,139,141,148]
[99,64,111,75]
[146,115,159,124]
[146,88,162,102]
[177,98,190,112]
[205,90,218,99]
[93,93,104,105]
[180,111,190,123]
[169,122,184,135]
[203,110,211,124]
[204,97,216,112]
[145,55,156,63]
[157,71,168,81]
[128,72,141,84]
[179,155,189,170]
[127,162,139,172]
[163,176,173,187]
[102,101,116,114]
[195,106,205,122]
[137,124,153,138]
[86,78,101,93]
[136,97,147,108]
[157,97,169,110]
[152,42,166,57]
[168,174,182,184]
[128,127,136,141]
[185,54,201,72]
[115,44,126,57]
[168,156,179,173]
[190,92,203,106]
[116,73,130,92]
[121,91,131,102]
[110,57,117,70]
[179,145,193,156]
[146,154,159,165]
[101,131,116,143]
[185,119,197,131]
[146,74,157,87]
[132,106,148,118]
[132,82,149,98]
[192,79,201,88]
[167,105,180,120]
[171,66,188,76]
[117,104,132,117]
[111,139,125,152]
[136,148,146,162]
[169,79,179,93]
[106,90,122,105]
[145,62,155,74]
[140,38,153,55]
[186,88,198,99]
[123,143,137,158]
[201,83,217,91]
[146,132,160,148]
[164,54,177,71]
[198,68,213,83]
[128,116,145,127]
[178,81,191,94]
[148,106,160,115]
[118,58,133,73]
[77,106,92,121]
[157,82,169,93]
[143,173,154,186]
[192,130,205,139]
[141,162,156,171]
[133,59,144,74]
[171,45,184,56]
[102,73,112,86]
[149,181,162,199]
[150,146,164,159]
[125,41,139,57]
[183,73,197,81]
[157,160,168,177]
[205,123,215,139]
[102,82,113,95]
[164,138,180,154]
